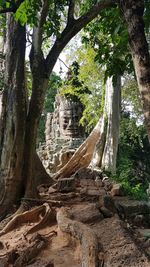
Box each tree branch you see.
[0,0,24,14]
[30,0,50,58]
[46,0,116,73]
[67,0,75,24]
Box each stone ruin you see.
[38,94,86,174]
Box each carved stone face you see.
[59,96,84,138]
[45,95,84,143]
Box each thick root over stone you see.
[0,203,56,237]
[57,207,104,267]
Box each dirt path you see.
[0,171,150,266]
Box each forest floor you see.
[0,167,150,267]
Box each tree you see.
[54,0,150,179]
[1,0,150,218]
[0,0,116,218]
[121,0,150,141]
[101,76,121,174]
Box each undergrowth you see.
[111,115,150,200]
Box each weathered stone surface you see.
[138,229,150,238]
[38,94,86,174]
[111,183,125,196]
[103,195,117,213]
[103,179,113,191]
[71,203,104,223]
[57,177,76,192]
[73,167,103,180]
[79,178,96,187]
[114,199,150,218]
[86,188,102,196]
[45,94,85,141]
[93,217,150,267]
[100,207,113,218]
[95,177,103,188]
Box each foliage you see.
[60,47,105,132]
[81,3,150,83]
[81,7,133,83]
[121,76,143,122]
[112,115,150,200]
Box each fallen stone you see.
[103,180,113,191]
[111,183,125,196]
[138,229,150,239]
[74,167,102,180]
[57,177,76,192]
[114,199,150,218]
[86,188,105,196]
[100,207,113,218]
[71,203,104,223]
[95,177,103,188]
[132,214,145,227]
[79,179,96,187]
[103,195,117,213]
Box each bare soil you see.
[0,176,150,267]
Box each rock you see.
[48,186,57,194]
[103,195,117,213]
[133,214,145,227]
[74,167,103,180]
[57,177,76,192]
[111,183,125,197]
[103,180,113,191]
[86,189,101,196]
[114,199,150,219]
[95,177,103,187]
[138,229,150,239]
[86,188,106,196]
[99,195,104,208]
[71,203,104,223]
[100,207,113,218]
[79,178,96,187]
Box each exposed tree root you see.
[53,118,103,180]
[25,204,56,235]
[22,197,63,207]
[0,203,56,237]
[13,232,54,267]
[57,207,104,267]
[48,192,81,201]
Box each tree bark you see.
[121,0,150,142]
[101,76,121,174]
[0,15,53,216]
[0,14,27,207]
[89,116,106,169]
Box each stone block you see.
[57,177,76,192]
[111,183,125,196]
[71,203,104,223]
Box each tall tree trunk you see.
[121,0,150,142]
[89,115,106,169]
[23,75,50,198]
[0,14,27,207]
[101,76,121,174]
[0,16,52,216]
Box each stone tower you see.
[38,94,85,174]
